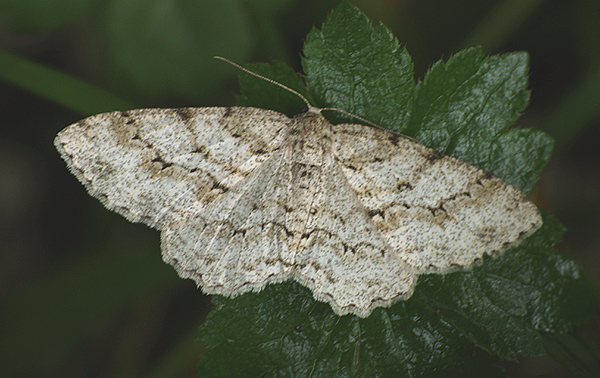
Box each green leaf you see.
[199,281,504,378]
[198,217,594,375]
[303,1,414,128]
[197,2,596,376]
[406,47,551,194]
[486,128,553,195]
[302,4,552,195]
[414,214,595,360]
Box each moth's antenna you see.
[319,107,380,129]
[214,56,312,110]
[214,56,381,129]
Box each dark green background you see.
[1,0,599,377]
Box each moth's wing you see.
[161,133,369,300]
[332,123,542,272]
[162,131,417,317]
[55,107,289,229]
[161,146,299,296]
[294,159,418,317]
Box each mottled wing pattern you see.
[56,107,542,317]
[160,112,417,316]
[55,107,289,229]
[332,123,542,272]
[295,158,417,316]
[161,146,300,296]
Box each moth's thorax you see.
[286,111,333,164]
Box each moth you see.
[55,58,541,317]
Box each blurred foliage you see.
[1,0,599,377]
